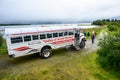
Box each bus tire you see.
[41,49,52,59]
[79,40,85,49]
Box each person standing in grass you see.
[87,32,90,37]
[91,31,95,44]
[83,30,86,37]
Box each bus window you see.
[53,33,58,38]
[32,35,39,40]
[11,36,23,44]
[59,32,63,37]
[40,34,46,39]
[69,32,74,35]
[24,35,31,42]
[47,33,52,38]
[64,32,68,36]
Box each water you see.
[0,23,99,38]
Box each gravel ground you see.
[81,38,99,55]
[0,38,100,69]
[81,32,106,55]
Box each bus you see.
[5,26,86,59]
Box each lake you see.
[0,23,99,38]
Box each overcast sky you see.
[0,0,120,24]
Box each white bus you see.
[5,26,86,59]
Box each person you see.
[84,31,86,37]
[94,31,97,36]
[87,32,90,36]
[91,30,95,44]
[83,30,86,37]
[91,34,95,44]
[92,30,95,35]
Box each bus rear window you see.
[24,36,31,42]
[11,36,23,44]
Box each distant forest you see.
[0,24,31,26]
[92,19,120,26]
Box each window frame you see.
[68,32,74,35]
[53,32,58,38]
[64,31,68,36]
[47,33,52,38]
[59,32,63,37]
[40,34,46,39]
[23,35,31,42]
[32,34,39,40]
[10,36,23,44]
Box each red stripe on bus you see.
[52,39,74,44]
[13,46,31,51]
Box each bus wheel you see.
[79,40,85,49]
[41,49,52,59]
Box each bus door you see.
[74,29,80,46]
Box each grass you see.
[0,41,7,54]
[0,39,7,53]
[0,48,119,80]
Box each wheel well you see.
[41,45,52,52]
[82,38,86,41]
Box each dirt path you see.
[82,31,108,54]
[82,38,99,55]
[0,38,102,80]
[0,38,99,70]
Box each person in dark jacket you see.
[83,30,86,37]
[87,32,90,36]
[84,31,86,37]
[91,34,95,44]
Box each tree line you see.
[0,24,31,26]
[92,19,120,26]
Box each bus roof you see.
[5,26,80,35]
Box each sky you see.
[0,0,120,24]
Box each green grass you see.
[0,42,7,54]
[0,49,119,80]
[0,39,7,54]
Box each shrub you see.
[0,34,3,46]
[97,29,120,71]
[92,20,105,25]
[107,25,118,32]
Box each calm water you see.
[0,23,99,38]
[0,23,91,29]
